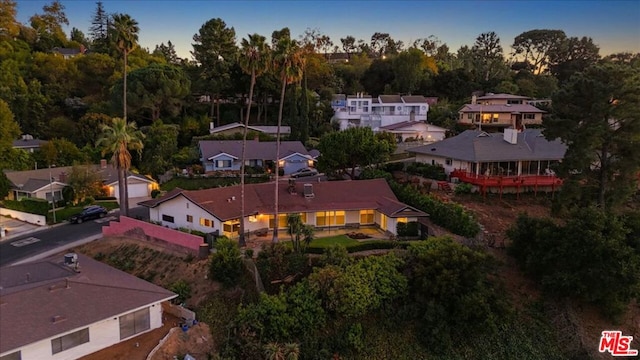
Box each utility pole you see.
[49,165,57,224]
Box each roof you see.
[459,104,545,113]
[3,165,156,192]
[401,95,429,104]
[140,178,428,221]
[12,138,47,149]
[209,122,291,135]
[406,129,567,162]
[476,93,531,100]
[379,121,447,132]
[378,95,403,103]
[200,140,312,162]
[0,254,176,353]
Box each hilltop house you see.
[407,128,566,194]
[199,140,315,175]
[457,93,546,129]
[331,94,432,132]
[12,135,48,153]
[0,253,176,360]
[3,161,158,202]
[208,122,291,138]
[139,178,427,238]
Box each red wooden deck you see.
[450,169,563,197]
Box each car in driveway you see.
[290,167,319,178]
[69,205,108,224]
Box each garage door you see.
[127,183,149,198]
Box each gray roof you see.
[0,254,176,353]
[401,95,428,104]
[378,95,403,103]
[12,138,47,149]
[200,140,312,161]
[477,93,531,100]
[459,104,545,113]
[407,129,566,162]
[209,122,291,135]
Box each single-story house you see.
[378,121,446,143]
[208,122,291,138]
[12,135,47,153]
[0,253,176,360]
[139,178,428,237]
[3,162,159,202]
[199,139,316,175]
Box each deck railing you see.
[450,169,563,188]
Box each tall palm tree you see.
[96,117,144,216]
[109,13,139,211]
[272,37,303,243]
[238,33,270,246]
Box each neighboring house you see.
[331,94,431,131]
[0,253,176,360]
[3,162,158,201]
[52,46,86,59]
[208,122,291,138]
[12,135,47,153]
[378,121,447,143]
[458,93,546,129]
[139,178,428,237]
[199,140,315,175]
[407,129,566,192]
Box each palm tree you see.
[96,117,144,216]
[109,13,139,211]
[238,33,270,247]
[272,36,303,243]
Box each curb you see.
[10,234,103,266]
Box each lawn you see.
[307,235,360,248]
[160,175,270,191]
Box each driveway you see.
[0,217,41,243]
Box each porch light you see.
[278,160,284,167]
[307,160,314,167]
[248,215,258,223]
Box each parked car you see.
[290,167,319,178]
[69,205,108,224]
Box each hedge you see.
[2,199,50,215]
[305,240,410,254]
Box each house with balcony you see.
[332,94,431,132]
[458,93,546,129]
[407,128,566,194]
[199,139,315,175]
[0,253,176,360]
[139,178,428,238]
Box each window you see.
[119,308,150,340]
[268,214,288,229]
[316,211,345,226]
[245,159,261,166]
[223,221,240,233]
[397,217,408,224]
[51,328,89,354]
[0,351,21,360]
[360,210,374,224]
[507,99,523,104]
[200,218,212,227]
[445,158,453,166]
[216,160,232,168]
[162,214,174,223]
[524,113,536,120]
[467,113,473,120]
[186,215,193,223]
[380,214,387,230]
[492,113,499,123]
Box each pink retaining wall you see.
[102,216,204,253]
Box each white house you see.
[0,253,176,360]
[378,121,447,143]
[139,179,428,238]
[332,94,431,131]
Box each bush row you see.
[306,240,413,254]
[2,198,50,215]
[405,163,447,181]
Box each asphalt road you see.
[0,207,148,267]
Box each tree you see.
[0,171,10,199]
[36,138,86,167]
[511,29,566,75]
[209,237,243,287]
[340,35,356,59]
[238,33,270,246]
[76,112,111,147]
[191,18,237,125]
[544,63,640,211]
[0,99,20,148]
[370,32,390,57]
[67,164,103,204]
[286,213,313,253]
[0,0,20,40]
[29,0,69,51]
[112,63,190,122]
[96,117,144,216]
[412,35,441,56]
[153,40,180,64]
[272,32,303,243]
[547,36,600,83]
[472,31,506,82]
[140,120,179,178]
[317,127,393,179]
[392,48,427,94]
[88,1,109,53]
[70,27,87,45]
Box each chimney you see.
[58,171,67,183]
[503,128,518,144]
[100,159,107,169]
[471,95,477,104]
[210,122,214,132]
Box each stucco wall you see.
[0,208,47,226]
[102,216,204,253]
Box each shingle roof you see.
[199,140,312,161]
[459,104,545,113]
[406,129,567,162]
[140,179,428,221]
[0,254,176,353]
[11,138,47,149]
[401,95,428,103]
[477,93,531,100]
[378,95,403,103]
[209,122,291,135]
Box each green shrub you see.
[151,189,161,198]
[169,279,192,304]
[405,163,446,181]
[2,198,49,215]
[245,248,254,259]
[209,237,243,287]
[454,182,473,194]
[397,221,419,237]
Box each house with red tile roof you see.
[458,93,546,129]
[139,178,427,238]
[199,139,316,175]
[0,253,176,360]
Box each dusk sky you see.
[15,0,640,60]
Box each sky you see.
[15,0,640,60]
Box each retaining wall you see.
[0,208,47,226]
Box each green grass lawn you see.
[307,235,360,248]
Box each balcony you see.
[450,169,563,195]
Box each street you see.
[0,207,147,267]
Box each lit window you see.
[360,210,374,224]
